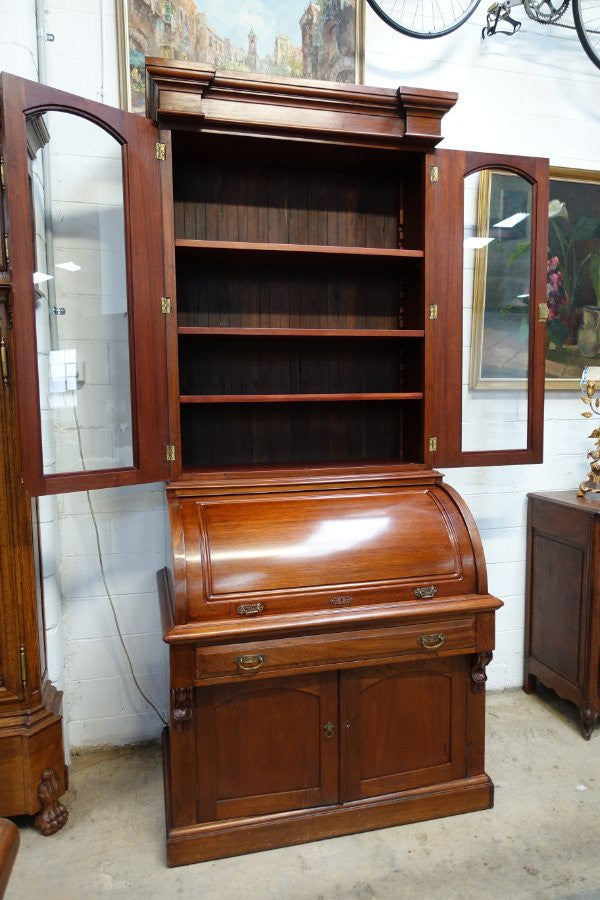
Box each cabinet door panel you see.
[196,672,339,821]
[427,149,548,468]
[340,658,467,801]
[0,74,169,495]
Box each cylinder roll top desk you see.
[0,60,548,861]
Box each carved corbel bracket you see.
[34,768,68,835]
[171,687,193,724]
[470,651,493,692]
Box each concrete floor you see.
[6,687,600,900]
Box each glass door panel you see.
[427,149,547,468]
[462,169,533,452]
[29,111,133,476]
[0,74,168,495]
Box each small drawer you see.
[195,617,477,683]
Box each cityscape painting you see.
[120,0,364,113]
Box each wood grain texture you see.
[524,492,600,738]
[0,819,19,898]
[340,658,467,800]
[145,59,457,150]
[166,479,482,624]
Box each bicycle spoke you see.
[366,0,482,36]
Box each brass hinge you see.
[156,142,166,161]
[3,234,8,266]
[0,155,5,191]
[166,444,176,462]
[161,297,171,314]
[428,436,438,452]
[429,304,438,320]
[19,643,28,688]
[538,303,549,323]
[429,165,439,183]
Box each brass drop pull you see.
[0,338,8,386]
[417,633,446,650]
[236,653,266,671]
[323,721,335,738]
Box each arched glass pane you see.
[28,111,133,475]
[462,169,532,452]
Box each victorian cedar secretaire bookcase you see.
[0,61,548,863]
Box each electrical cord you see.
[72,405,167,726]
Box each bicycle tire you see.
[573,0,600,70]
[366,0,482,38]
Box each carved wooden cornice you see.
[145,59,456,149]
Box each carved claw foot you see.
[34,768,68,835]
[579,707,598,741]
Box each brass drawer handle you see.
[236,653,266,671]
[414,585,438,599]
[417,633,446,650]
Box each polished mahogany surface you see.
[169,479,481,622]
[161,466,500,865]
[0,819,19,898]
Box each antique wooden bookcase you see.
[0,62,548,861]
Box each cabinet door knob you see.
[236,653,266,671]
[323,721,335,738]
[417,633,446,650]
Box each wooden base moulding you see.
[163,729,494,867]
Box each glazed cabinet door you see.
[0,74,169,495]
[340,658,468,801]
[426,150,549,468]
[195,672,339,821]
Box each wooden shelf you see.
[175,239,423,263]
[178,327,425,339]
[180,393,423,404]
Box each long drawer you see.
[194,616,477,683]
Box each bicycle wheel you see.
[366,0,482,38]
[573,0,600,70]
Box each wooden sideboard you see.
[524,491,600,739]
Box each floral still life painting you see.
[543,190,600,381]
[120,0,363,113]
[470,169,600,390]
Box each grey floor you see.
[6,687,600,900]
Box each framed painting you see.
[469,167,600,390]
[117,0,365,114]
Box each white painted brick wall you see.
[2,0,600,745]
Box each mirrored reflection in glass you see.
[462,169,533,452]
[28,111,133,475]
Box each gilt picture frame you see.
[469,167,600,391]
[117,0,365,114]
